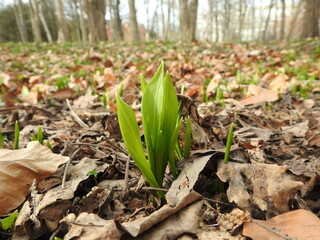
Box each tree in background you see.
[128,0,140,41]
[84,0,107,41]
[179,0,198,41]
[109,0,124,41]
[13,0,28,42]
[28,0,42,41]
[300,0,319,38]
[55,0,69,41]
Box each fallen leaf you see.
[243,209,320,240]
[62,213,122,240]
[216,160,304,216]
[240,86,278,105]
[0,141,69,215]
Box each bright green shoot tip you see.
[13,121,20,150]
[224,122,234,164]
[116,62,181,193]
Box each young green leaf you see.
[184,116,191,159]
[13,121,19,150]
[0,130,5,148]
[37,126,44,144]
[116,94,159,188]
[224,122,234,163]
[1,210,18,230]
[140,73,147,94]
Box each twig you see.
[123,154,130,193]
[141,187,169,192]
[204,197,237,207]
[66,99,89,129]
[61,148,82,189]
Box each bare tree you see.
[28,0,42,41]
[38,0,53,42]
[238,0,249,41]
[207,0,214,41]
[85,0,107,42]
[214,0,219,42]
[280,0,285,39]
[79,0,88,41]
[109,0,123,41]
[300,0,320,38]
[251,0,256,40]
[262,0,274,41]
[179,0,198,41]
[164,0,173,40]
[222,0,231,41]
[55,0,68,41]
[128,0,140,41]
[13,0,28,42]
[286,0,303,39]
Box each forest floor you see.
[0,39,320,239]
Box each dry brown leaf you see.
[62,213,122,240]
[0,141,69,215]
[135,200,204,240]
[240,86,278,105]
[216,160,304,216]
[243,209,320,240]
[121,191,201,237]
[269,73,288,93]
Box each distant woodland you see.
[0,0,319,42]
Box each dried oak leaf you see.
[216,160,304,217]
[243,209,320,240]
[0,141,69,215]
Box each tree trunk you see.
[29,0,42,41]
[262,0,274,41]
[109,0,123,41]
[164,0,172,40]
[179,0,198,41]
[179,0,188,40]
[251,0,255,40]
[128,0,140,41]
[280,0,286,39]
[208,0,214,41]
[273,0,278,39]
[300,0,320,38]
[286,0,303,40]
[79,0,88,41]
[215,0,219,42]
[189,0,198,41]
[55,0,69,42]
[14,0,28,42]
[238,0,249,41]
[222,0,231,41]
[38,0,53,42]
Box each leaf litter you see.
[0,41,320,239]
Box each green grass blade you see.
[168,119,182,178]
[13,120,19,150]
[142,62,164,175]
[140,73,147,94]
[184,116,191,158]
[224,122,234,164]
[37,126,44,144]
[0,130,5,148]
[116,94,159,188]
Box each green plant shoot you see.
[184,116,191,158]
[37,126,44,144]
[140,73,147,94]
[1,210,18,230]
[13,121,19,150]
[224,122,234,163]
[116,62,182,189]
[0,129,4,148]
